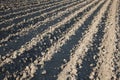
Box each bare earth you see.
[0,0,120,80]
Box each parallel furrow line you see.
[0,0,75,28]
[16,0,106,79]
[0,0,99,69]
[0,1,80,41]
[89,0,118,80]
[0,0,91,46]
[76,0,112,79]
[0,0,91,56]
[0,0,64,22]
[0,0,57,16]
[113,0,120,78]
[57,0,111,79]
[0,2,81,32]
[0,2,100,79]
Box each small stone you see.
[79,65,82,68]
[89,72,95,79]
[93,55,96,59]
[61,65,64,69]
[41,70,46,75]
[63,59,67,63]
[2,56,6,59]
[41,52,45,56]
[90,64,94,67]
[89,75,94,79]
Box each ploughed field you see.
[0,0,120,80]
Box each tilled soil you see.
[0,0,120,80]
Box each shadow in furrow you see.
[0,2,90,79]
[76,1,111,79]
[0,0,100,79]
[0,0,85,42]
[0,0,78,37]
[114,2,120,79]
[0,0,56,16]
[0,0,62,20]
[0,0,95,58]
[0,0,76,31]
[31,1,106,80]
[0,0,90,57]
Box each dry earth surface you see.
[0,0,120,80]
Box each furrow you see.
[0,0,92,58]
[0,0,100,78]
[0,0,99,79]
[0,0,63,22]
[0,0,79,41]
[15,0,106,79]
[113,0,120,79]
[76,0,112,79]
[0,0,75,28]
[0,0,49,17]
[0,0,57,16]
[57,0,111,80]
[0,0,86,44]
[0,0,98,66]
[0,0,80,32]
[89,0,118,80]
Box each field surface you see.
[0,0,120,80]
